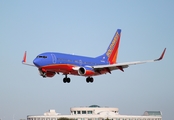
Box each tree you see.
[58,117,75,120]
[105,118,110,120]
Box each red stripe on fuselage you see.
[39,64,109,76]
[41,64,75,74]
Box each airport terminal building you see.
[27,105,162,120]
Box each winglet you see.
[22,51,27,63]
[155,48,166,61]
[22,51,35,67]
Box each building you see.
[27,105,162,120]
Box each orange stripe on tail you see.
[106,29,121,64]
[23,51,27,62]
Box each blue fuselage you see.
[33,52,109,68]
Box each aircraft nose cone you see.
[33,59,40,67]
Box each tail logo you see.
[106,32,119,57]
[96,29,121,64]
[106,29,121,64]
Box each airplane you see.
[22,29,166,83]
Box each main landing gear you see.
[63,74,71,83]
[86,77,94,83]
[62,75,94,83]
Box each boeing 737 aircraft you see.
[22,29,166,83]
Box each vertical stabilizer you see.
[96,29,121,64]
[106,29,121,64]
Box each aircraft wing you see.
[93,48,166,72]
[22,62,35,67]
[22,51,36,67]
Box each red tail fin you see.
[106,29,121,64]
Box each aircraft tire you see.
[90,77,94,83]
[86,77,94,83]
[63,78,66,83]
[42,75,46,78]
[67,78,70,83]
[86,77,90,83]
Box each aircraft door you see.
[51,54,57,63]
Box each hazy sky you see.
[0,1,173,120]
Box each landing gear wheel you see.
[86,77,90,83]
[86,77,94,83]
[90,77,94,83]
[63,75,71,83]
[42,72,47,78]
[42,75,46,78]
[67,78,70,83]
[63,78,67,83]
[40,71,46,78]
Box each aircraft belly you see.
[41,64,75,73]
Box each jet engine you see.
[45,71,56,77]
[77,67,95,76]
[39,69,56,78]
[78,67,86,75]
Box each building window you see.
[74,111,76,114]
[77,111,81,114]
[88,111,92,114]
[82,111,86,114]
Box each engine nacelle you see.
[39,69,56,78]
[78,67,86,75]
[78,67,95,76]
[45,71,56,77]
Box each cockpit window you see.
[37,56,47,58]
